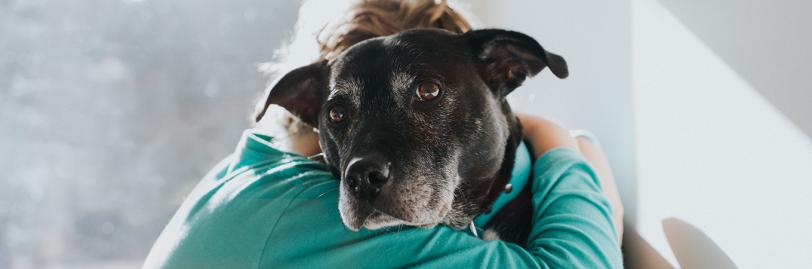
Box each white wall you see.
[465,0,638,221]
[633,0,812,267]
[658,0,812,138]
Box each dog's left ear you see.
[464,29,568,96]
[254,60,329,126]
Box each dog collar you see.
[473,141,532,228]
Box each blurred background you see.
[0,0,809,268]
[1,0,298,268]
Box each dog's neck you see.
[481,119,523,214]
[446,115,523,229]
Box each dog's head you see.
[256,29,567,231]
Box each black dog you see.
[255,28,567,245]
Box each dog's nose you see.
[344,156,391,201]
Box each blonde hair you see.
[259,0,474,154]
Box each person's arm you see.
[515,113,579,157]
[516,113,625,242]
[145,126,622,268]
[576,135,625,242]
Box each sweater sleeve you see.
[522,147,622,268]
[262,148,623,268]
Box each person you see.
[144,0,625,268]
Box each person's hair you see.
[258,0,473,147]
[317,0,471,61]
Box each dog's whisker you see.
[317,187,338,198]
[308,153,325,161]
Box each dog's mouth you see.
[362,210,440,230]
[338,181,454,231]
[341,202,444,231]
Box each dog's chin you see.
[339,207,442,231]
[339,207,371,232]
[362,210,440,230]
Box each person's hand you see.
[515,112,578,159]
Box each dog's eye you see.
[329,106,347,123]
[416,81,441,101]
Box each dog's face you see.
[256,29,567,231]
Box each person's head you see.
[256,0,473,155]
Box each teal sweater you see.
[144,130,622,268]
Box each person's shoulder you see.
[146,130,342,268]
